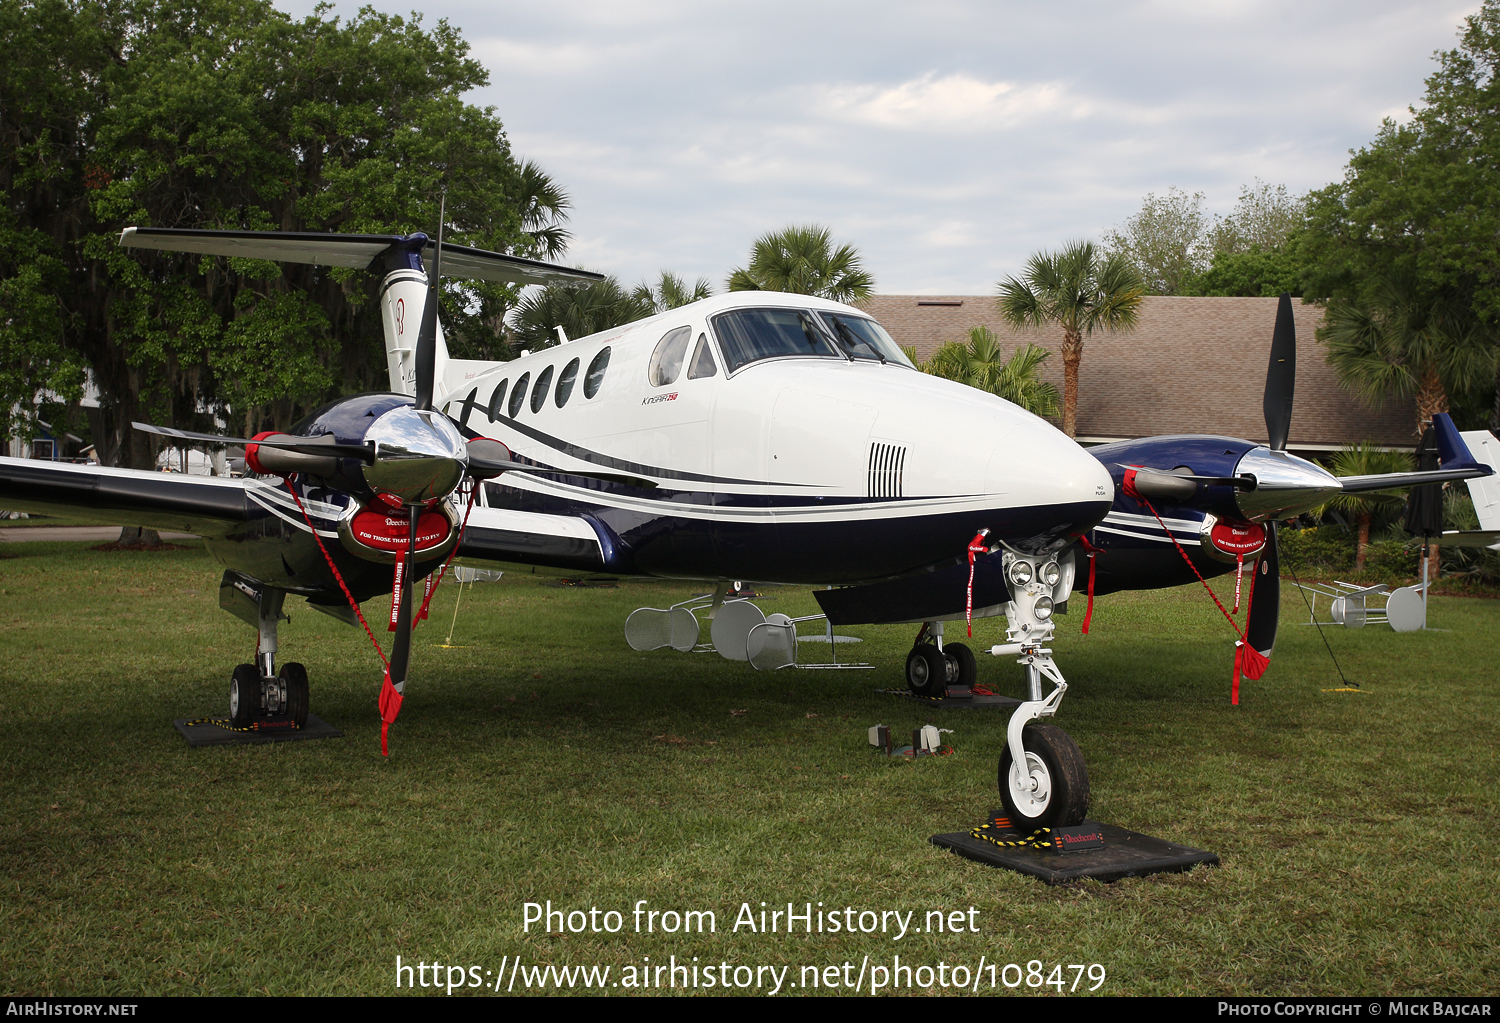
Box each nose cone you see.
[1234,447,1340,521]
[965,415,1114,557]
[986,423,1115,525]
[363,406,468,504]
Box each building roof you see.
[860,294,1417,450]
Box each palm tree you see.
[921,327,1060,419]
[1318,443,1414,572]
[513,159,572,260]
[997,241,1144,438]
[727,225,874,303]
[1318,273,1497,439]
[633,271,713,313]
[508,277,655,350]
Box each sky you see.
[275,0,1481,295]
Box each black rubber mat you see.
[173,714,343,747]
[931,820,1219,884]
[878,687,1021,710]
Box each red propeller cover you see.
[1208,520,1267,559]
[349,506,452,554]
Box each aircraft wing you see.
[119,227,605,288]
[0,456,251,536]
[455,504,608,572]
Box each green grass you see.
[1,542,1496,996]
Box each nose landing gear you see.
[990,550,1090,830]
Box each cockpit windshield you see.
[711,307,912,373]
[818,313,915,368]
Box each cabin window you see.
[508,372,530,418]
[647,327,692,386]
[530,365,554,413]
[687,333,717,379]
[710,308,840,373]
[555,358,580,408]
[817,312,914,368]
[487,379,509,420]
[584,347,611,399]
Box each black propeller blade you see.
[413,195,444,413]
[1244,520,1280,660]
[1252,296,1295,667]
[1264,292,1296,453]
[386,505,421,699]
[132,422,374,462]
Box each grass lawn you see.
[0,541,1496,997]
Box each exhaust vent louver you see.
[868,443,906,499]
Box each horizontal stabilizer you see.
[119,227,604,287]
[1339,416,1492,494]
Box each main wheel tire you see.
[997,723,1090,831]
[279,662,310,729]
[229,663,261,729]
[944,642,977,688]
[906,643,947,698]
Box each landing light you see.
[1039,561,1061,588]
[1034,597,1055,621]
[1009,561,1033,587]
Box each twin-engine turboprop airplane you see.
[0,225,1115,825]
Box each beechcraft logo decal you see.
[642,392,678,405]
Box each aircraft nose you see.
[985,423,1115,523]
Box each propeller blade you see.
[1264,293,1296,451]
[386,505,420,696]
[1244,521,1280,661]
[1125,465,1256,501]
[132,423,374,462]
[413,196,445,412]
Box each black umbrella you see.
[1404,426,1444,540]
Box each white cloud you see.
[274,0,1485,292]
[809,73,1075,132]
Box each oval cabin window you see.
[584,347,611,399]
[555,358,580,408]
[508,372,530,418]
[530,365,554,413]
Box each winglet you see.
[1432,414,1491,474]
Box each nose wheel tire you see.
[906,644,948,698]
[998,723,1090,831]
[229,663,261,729]
[279,662,310,729]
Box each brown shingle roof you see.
[860,294,1416,449]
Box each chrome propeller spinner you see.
[361,405,469,505]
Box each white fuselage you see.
[388,287,1113,584]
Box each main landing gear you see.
[221,572,310,730]
[988,550,1090,831]
[905,620,978,698]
